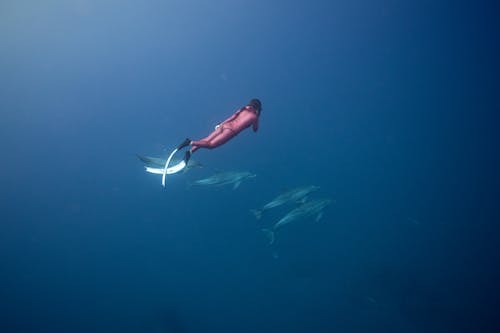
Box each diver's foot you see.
[184,150,192,164]
[177,138,191,150]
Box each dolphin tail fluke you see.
[250,209,263,220]
[136,154,150,163]
[262,229,275,245]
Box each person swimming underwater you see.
[177,98,262,163]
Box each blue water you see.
[1,1,499,332]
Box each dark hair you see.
[248,98,262,114]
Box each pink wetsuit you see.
[190,106,259,152]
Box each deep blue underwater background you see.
[1,1,499,332]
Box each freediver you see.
[176,98,262,163]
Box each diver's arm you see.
[219,108,242,126]
[252,116,259,132]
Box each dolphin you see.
[250,185,320,219]
[137,154,203,173]
[262,198,332,245]
[191,171,256,190]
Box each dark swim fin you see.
[177,138,191,150]
[183,150,191,164]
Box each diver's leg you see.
[204,128,236,148]
[185,128,223,161]
[191,127,224,149]
[186,129,234,163]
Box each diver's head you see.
[248,98,262,115]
